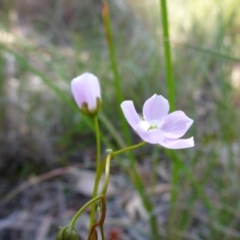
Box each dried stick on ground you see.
[0,167,78,205]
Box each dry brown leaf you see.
[125,193,148,220]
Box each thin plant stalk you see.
[70,195,104,227]
[112,142,146,156]
[88,196,107,240]
[100,154,111,196]
[90,116,101,228]
[102,2,160,238]
[95,142,146,188]
[159,0,175,111]
[159,0,179,237]
[101,1,129,140]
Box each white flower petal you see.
[159,137,194,149]
[143,94,169,122]
[71,72,101,111]
[83,73,101,110]
[71,75,86,108]
[121,101,141,131]
[136,121,163,144]
[160,111,193,138]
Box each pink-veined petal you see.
[159,137,194,149]
[143,94,169,122]
[136,121,163,144]
[160,111,193,138]
[121,101,142,131]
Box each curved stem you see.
[100,154,112,196]
[94,142,146,193]
[88,142,146,232]
[70,195,104,227]
[112,142,146,156]
[88,196,107,240]
[90,116,101,228]
[100,225,105,240]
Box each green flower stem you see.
[88,196,107,240]
[112,142,146,156]
[96,142,147,197]
[91,141,160,239]
[70,195,104,228]
[90,116,101,228]
[100,154,112,196]
[100,226,105,240]
[94,116,101,176]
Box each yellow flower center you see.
[148,124,158,130]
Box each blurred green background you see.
[0,0,240,239]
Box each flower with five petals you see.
[121,94,194,149]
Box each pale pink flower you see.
[121,94,194,149]
[71,73,102,116]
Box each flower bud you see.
[56,225,78,240]
[71,73,102,117]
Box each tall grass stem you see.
[102,2,160,238]
[159,0,179,237]
[102,1,129,141]
[159,0,175,111]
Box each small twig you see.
[0,167,77,205]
